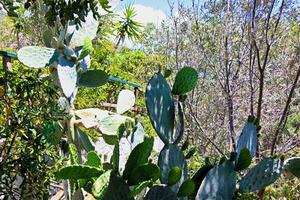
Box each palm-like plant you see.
[115,5,143,48]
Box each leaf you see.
[172,67,198,95]
[284,157,300,178]
[196,161,236,200]
[79,70,109,88]
[158,144,188,193]
[145,73,175,144]
[123,137,154,180]
[116,89,136,114]
[17,46,58,68]
[55,165,103,180]
[57,56,77,98]
[235,148,251,171]
[240,157,283,192]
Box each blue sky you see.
[118,0,173,13]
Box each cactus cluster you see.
[17,11,106,102]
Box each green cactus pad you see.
[177,179,196,197]
[69,143,78,164]
[17,46,58,68]
[123,137,154,180]
[172,67,198,95]
[68,12,99,47]
[196,160,236,200]
[168,167,182,186]
[235,148,251,171]
[57,56,77,98]
[79,70,109,88]
[55,165,103,180]
[86,151,102,168]
[284,157,300,178]
[236,121,258,160]
[239,157,283,192]
[93,171,133,200]
[145,185,177,200]
[145,73,175,144]
[128,163,160,185]
[158,144,188,193]
[99,115,134,136]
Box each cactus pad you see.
[236,121,258,160]
[239,157,283,192]
[145,185,177,200]
[145,73,175,144]
[158,144,188,193]
[284,157,300,178]
[123,137,154,180]
[172,67,198,95]
[117,89,136,114]
[128,163,160,185]
[168,167,182,186]
[177,179,196,197]
[130,122,145,150]
[79,70,109,88]
[196,160,236,200]
[99,115,134,136]
[55,165,103,180]
[57,56,77,98]
[18,46,58,68]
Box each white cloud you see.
[132,4,167,25]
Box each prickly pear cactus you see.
[239,157,283,192]
[284,157,300,178]
[17,46,58,68]
[57,56,77,98]
[55,165,103,180]
[158,144,188,193]
[172,67,198,95]
[168,167,182,186]
[177,179,196,197]
[79,70,109,88]
[236,117,258,160]
[196,160,236,200]
[99,115,134,136]
[145,73,175,144]
[145,185,177,200]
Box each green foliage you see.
[191,164,214,197]
[86,151,102,168]
[78,38,94,61]
[172,67,198,95]
[239,158,283,192]
[130,180,152,197]
[55,165,103,180]
[128,163,160,185]
[42,120,63,145]
[92,170,111,199]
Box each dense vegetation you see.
[0,0,299,199]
